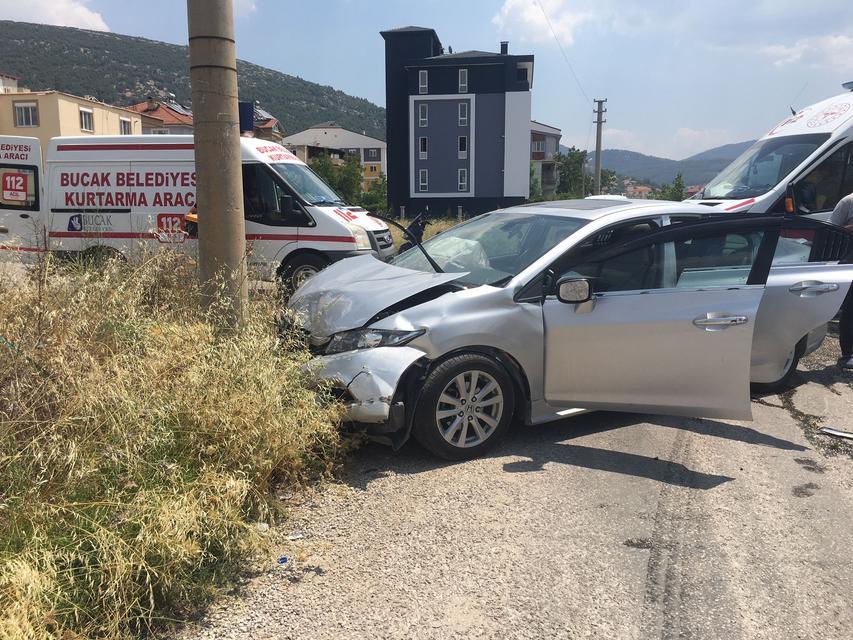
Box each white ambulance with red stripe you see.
[0,135,395,287]
[689,82,853,219]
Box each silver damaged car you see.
[288,200,853,459]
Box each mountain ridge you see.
[561,140,756,186]
[0,20,386,140]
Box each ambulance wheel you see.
[278,253,328,295]
[79,246,125,267]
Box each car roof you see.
[500,198,718,221]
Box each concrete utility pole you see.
[187,0,247,327]
[593,98,607,195]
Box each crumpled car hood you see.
[287,254,466,337]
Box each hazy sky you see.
[2,0,852,159]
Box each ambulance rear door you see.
[0,136,43,257]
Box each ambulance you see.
[690,81,853,219]
[0,135,395,288]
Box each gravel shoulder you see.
[181,333,853,640]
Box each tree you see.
[599,169,618,194]
[657,172,685,201]
[554,147,588,198]
[335,154,363,204]
[529,163,543,202]
[359,173,388,213]
[308,152,363,204]
[309,153,336,187]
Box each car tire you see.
[413,353,516,460]
[278,253,329,296]
[751,336,807,394]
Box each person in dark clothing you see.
[831,194,853,370]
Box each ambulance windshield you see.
[701,133,829,200]
[271,163,345,206]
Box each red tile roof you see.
[127,100,193,126]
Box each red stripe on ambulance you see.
[56,143,195,152]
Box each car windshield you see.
[701,133,830,200]
[392,212,589,287]
[270,162,344,205]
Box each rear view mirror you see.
[784,182,796,214]
[279,195,295,215]
[556,277,593,304]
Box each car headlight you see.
[325,328,425,354]
[345,223,372,251]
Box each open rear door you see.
[752,217,853,383]
[0,136,42,258]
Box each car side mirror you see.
[279,195,295,215]
[556,277,593,304]
[784,181,797,215]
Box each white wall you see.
[503,92,531,198]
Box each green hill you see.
[0,20,386,140]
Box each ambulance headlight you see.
[345,223,372,251]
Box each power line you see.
[534,0,590,104]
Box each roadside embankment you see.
[0,255,341,639]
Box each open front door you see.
[542,218,778,419]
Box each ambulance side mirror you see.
[279,195,294,216]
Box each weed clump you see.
[0,254,341,639]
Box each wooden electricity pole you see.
[593,98,607,195]
[187,0,247,327]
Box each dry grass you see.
[0,253,341,639]
[388,218,459,250]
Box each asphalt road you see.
[184,332,853,640]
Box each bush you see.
[388,218,458,251]
[0,253,341,639]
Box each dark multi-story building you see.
[381,26,534,217]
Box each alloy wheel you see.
[435,369,504,448]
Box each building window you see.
[458,68,468,93]
[151,127,170,135]
[419,70,428,94]
[458,168,468,192]
[419,136,428,160]
[79,107,94,133]
[419,103,428,127]
[367,148,378,159]
[532,140,545,153]
[458,136,468,160]
[120,117,132,135]
[516,66,528,83]
[13,102,38,127]
[370,165,377,173]
[458,102,468,127]
[419,169,428,192]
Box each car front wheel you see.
[413,353,516,460]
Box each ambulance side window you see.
[794,141,853,214]
[241,164,311,226]
[0,164,39,212]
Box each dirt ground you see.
[181,328,853,640]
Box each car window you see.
[773,221,853,264]
[673,231,764,288]
[561,228,765,293]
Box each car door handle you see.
[788,281,839,296]
[693,314,749,331]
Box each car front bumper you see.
[308,346,426,427]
